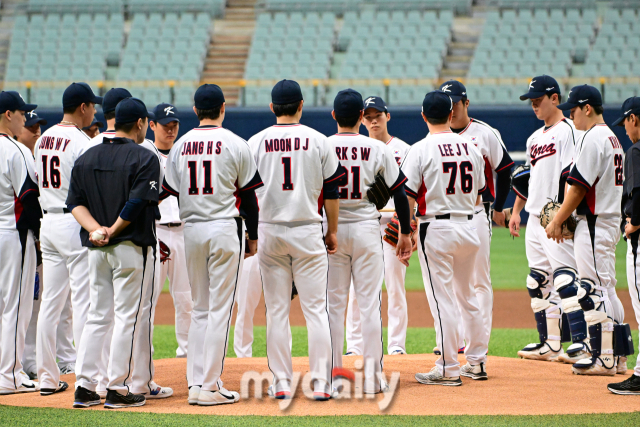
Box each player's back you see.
[35,123,92,210]
[404,131,485,218]
[0,134,37,231]
[249,124,339,224]
[165,125,257,223]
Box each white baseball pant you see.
[626,232,640,376]
[471,203,493,338]
[75,241,154,394]
[328,219,385,393]
[155,224,192,357]
[0,229,36,390]
[37,213,90,390]
[417,217,487,378]
[184,219,243,391]
[260,222,332,396]
[233,254,262,358]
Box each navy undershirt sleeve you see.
[120,198,146,222]
[393,185,411,234]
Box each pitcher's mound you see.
[1,354,637,416]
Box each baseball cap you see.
[612,96,640,127]
[102,88,132,114]
[439,80,467,103]
[82,117,103,130]
[557,84,602,110]
[271,79,303,105]
[0,91,37,114]
[333,89,364,117]
[115,97,149,125]
[422,90,453,119]
[153,103,180,125]
[519,75,560,101]
[62,82,103,109]
[24,110,47,127]
[194,84,225,109]
[363,96,387,113]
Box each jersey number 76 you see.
[443,161,473,194]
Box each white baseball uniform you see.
[248,123,341,397]
[164,125,261,392]
[327,132,405,393]
[34,124,93,391]
[0,134,39,391]
[402,130,488,377]
[345,136,411,355]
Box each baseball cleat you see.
[267,385,292,399]
[73,386,101,408]
[390,349,406,355]
[188,386,201,405]
[345,352,357,356]
[141,382,173,399]
[313,391,331,401]
[415,367,462,386]
[59,364,76,375]
[0,378,39,395]
[25,370,38,381]
[607,374,640,395]
[197,388,239,406]
[433,347,465,356]
[460,362,488,380]
[104,390,146,409]
[617,357,628,375]
[41,381,69,396]
[557,342,591,364]
[517,342,563,361]
[572,357,616,376]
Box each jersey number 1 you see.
[41,155,61,189]
[443,161,473,194]
[187,161,213,195]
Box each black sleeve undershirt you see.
[393,185,411,234]
[323,164,346,200]
[632,191,640,227]
[493,166,512,212]
[240,189,259,240]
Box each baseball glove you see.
[383,213,418,247]
[539,201,577,239]
[159,239,171,264]
[366,173,392,211]
[291,282,298,300]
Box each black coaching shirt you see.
[66,136,160,248]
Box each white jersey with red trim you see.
[567,124,623,217]
[34,124,92,211]
[164,125,261,223]
[455,118,514,205]
[0,134,39,231]
[248,123,341,224]
[140,138,164,188]
[381,136,410,215]
[524,117,576,215]
[328,133,403,223]
[156,148,181,224]
[402,131,486,219]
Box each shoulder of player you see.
[468,118,503,142]
[1,135,32,167]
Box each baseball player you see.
[71,97,160,409]
[163,84,261,406]
[149,102,192,359]
[609,96,640,394]
[508,75,587,362]
[344,95,412,357]
[440,80,514,352]
[327,89,412,394]
[546,85,627,375]
[0,91,41,395]
[17,111,76,380]
[404,91,488,385]
[82,118,103,138]
[247,80,342,400]
[35,83,102,396]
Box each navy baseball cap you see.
[612,96,640,127]
[272,79,303,105]
[333,89,364,117]
[194,84,225,109]
[24,110,47,127]
[520,75,560,101]
[115,97,149,124]
[153,103,179,125]
[363,96,387,113]
[103,88,132,114]
[82,117,103,130]
[422,90,453,119]
[557,84,602,110]
[62,82,103,109]
[0,91,37,114]
[439,80,467,103]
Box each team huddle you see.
[0,73,639,408]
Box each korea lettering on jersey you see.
[247,124,341,223]
[328,133,404,222]
[163,126,261,222]
[402,131,486,218]
[455,119,514,204]
[34,124,92,210]
[524,118,576,214]
[567,124,623,216]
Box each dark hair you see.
[335,114,360,128]
[63,105,81,114]
[578,104,604,115]
[425,116,449,125]
[196,106,222,121]
[114,121,139,133]
[272,101,301,117]
[545,93,562,103]
[104,111,116,121]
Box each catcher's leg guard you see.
[554,268,588,344]
[614,323,634,375]
[572,320,616,375]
